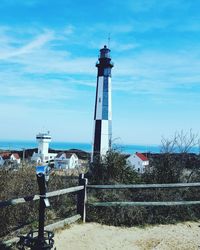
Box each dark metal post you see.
[77,174,88,222]
[38,198,45,241]
[17,166,54,250]
[37,174,46,243]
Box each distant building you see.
[10,153,21,164]
[31,132,56,164]
[127,152,149,173]
[0,152,21,166]
[0,152,10,166]
[0,155,5,166]
[54,152,79,169]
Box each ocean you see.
[0,140,161,154]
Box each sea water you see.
[0,140,161,154]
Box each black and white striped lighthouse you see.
[92,45,114,161]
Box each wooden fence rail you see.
[87,182,200,189]
[89,201,200,207]
[87,182,200,207]
[0,185,84,208]
[1,180,200,212]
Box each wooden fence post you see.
[77,174,88,223]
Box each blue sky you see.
[0,0,200,145]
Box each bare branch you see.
[161,129,198,154]
[175,129,198,153]
[160,133,177,153]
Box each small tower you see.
[92,45,114,161]
[36,132,51,162]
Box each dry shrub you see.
[87,150,200,226]
[0,166,79,238]
[0,167,38,237]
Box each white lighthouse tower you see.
[31,132,56,163]
[36,132,51,160]
[92,45,114,160]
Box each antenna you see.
[108,33,111,48]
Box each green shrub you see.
[89,150,140,184]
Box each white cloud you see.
[0,26,96,76]
[0,31,54,60]
[0,24,200,109]
[112,49,200,100]
[0,20,199,143]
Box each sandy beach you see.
[54,221,200,250]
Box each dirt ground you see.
[54,221,200,250]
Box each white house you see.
[31,152,42,164]
[31,132,57,164]
[54,152,79,169]
[127,152,149,173]
[0,152,21,166]
[31,151,56,164]
[10,153,21,164]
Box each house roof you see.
[136,152,148,161]
[55,152,76,159]
[0,153,20,160]
[12,153,20,159]
[0,152,11,160]
[66,153,75,158]
[56,152,66,158]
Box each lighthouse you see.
[31,131,57,163]
[36,132,52,158]
[92,45,114,161]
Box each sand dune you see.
[54,221,200,250]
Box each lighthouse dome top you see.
[99,45,111,59]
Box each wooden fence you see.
[1,177,200,221]
[87,182,200,207]
[1,174,200,246]
[0,174,87,246]
[1,177,200,220]
[0,174,87,222]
